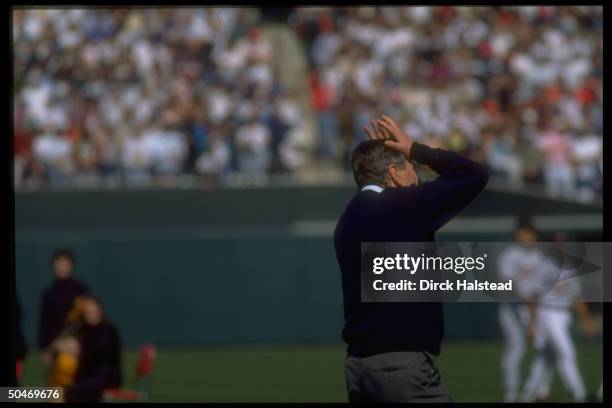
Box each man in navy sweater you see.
[334,115,489,402]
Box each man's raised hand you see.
[364,115,414,158]
[364,119,389,141]
[376,115,414,158]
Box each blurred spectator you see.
[195,125,231,178]
[14,101,40,188]
[235,113,272,174]
[265,102,292,172]
[572,130,602,203]
[64,295,122,402]
[152,113,189,177]
[515,133,544,185]
[309,68,339,160]
[32,123,74,186]
[485,129,522,187]
[39,249,90,361]
[538,122,575,198]
[121,125,153,185]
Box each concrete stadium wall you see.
[15,186,602,347]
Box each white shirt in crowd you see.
[122,134,152,170]
[196,140,231,175]
[573,134,602,179]
[33,133,73,172]
[122,128,187,173]
[236,122,271,154]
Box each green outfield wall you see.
[15,186,602,347]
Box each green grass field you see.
[20,340,602,402]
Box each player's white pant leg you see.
[520,347,555,401]
[597,380,602,400]
[520,314,552,402]
[536,352,554,400]
[520,353,547,402]
[543,308,586,402]
[499,303,527,402]
[535,312,555,400]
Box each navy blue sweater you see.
[333,142,489,357]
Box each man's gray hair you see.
[351,139,406,188]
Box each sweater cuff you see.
[408,142,435,163]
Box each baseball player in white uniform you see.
[497,221,544,402]
[519,248,597,402]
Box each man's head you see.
[81,295,105,326]
[351,139,418,189]
[514,215,538,244]
[52,249,75,280]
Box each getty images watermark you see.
[360,242,608,303]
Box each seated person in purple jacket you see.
[65,294,122,402]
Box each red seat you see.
[16,359,23,382]
[102,389,143,401]
[136,344,157,378]
[102,344,157,402]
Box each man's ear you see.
[387,164,401,187]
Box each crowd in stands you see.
[13,8,308,189]
[293,6,602,202]
[13,7,602,202]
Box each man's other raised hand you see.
[364,115,414,158]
